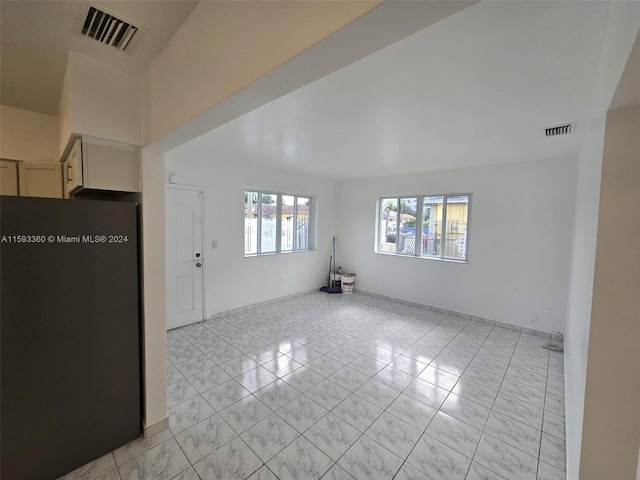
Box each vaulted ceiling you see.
[2,1,637,180]
[185,1,626,178]
[0,0,198,115]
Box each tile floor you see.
[61,292,566,480]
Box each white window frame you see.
[376,193,471,263]
[244,190,314,256]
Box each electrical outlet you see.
[212,240,218,249]
[544,306,553,314]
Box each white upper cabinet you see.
[2,159,63,198]
[63,137,140,196]
[63,139,83,197]
[18,162,63,198]
[0,160,19,196]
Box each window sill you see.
[244,249,316,258]
[374,251,468,264]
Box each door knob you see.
[196,262,202,267]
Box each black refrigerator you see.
[1,196,141,480]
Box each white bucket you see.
[341,274,356,293]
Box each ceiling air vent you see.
[81,6,138,51]
[544,123,575,137]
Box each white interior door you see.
[166,186,204,330]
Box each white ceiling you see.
[2,0,635,180]
[187,1,621,179]
[0,0,198,115]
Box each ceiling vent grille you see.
[81,6,138,51]
[545,123,575,137]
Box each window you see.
[244,190,313,255]
[378,194,470,261]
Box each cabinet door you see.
[64,139,83,197]
[18,162,63,198]
[0,160,19,196]
[83,141,140,192]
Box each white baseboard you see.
[201,286,556,339]
[353,288,556,338]
[143,416,169,439]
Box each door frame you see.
[165,183,207,325]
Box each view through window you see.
[245,191,312,255]
[378,194,470,261]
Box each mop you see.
[319,237,342,294]
[319,256,332,293]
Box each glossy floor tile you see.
[60,292,566,480]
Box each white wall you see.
[563,115,605,479]
[147,1,381,144]
[58,63,74,159]
[563,5,640,477]
[580,103,640,480]
[0,105,59,162]
[140,148,168,435]
[165,136,338,315]
[337,157,577,334]
[58,52,142,156]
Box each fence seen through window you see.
[245,191,311,255]
[378,194,470,261]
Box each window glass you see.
[244,191,258,255]
[244,190,313,256]
[379,198,398,253]
[281,195,294,252]
[260,192,277,254]
[422,196,444,257]
[398,197,418,255]
[444,195,469,260]
[378,194,469,261]
[296,197,310,251]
